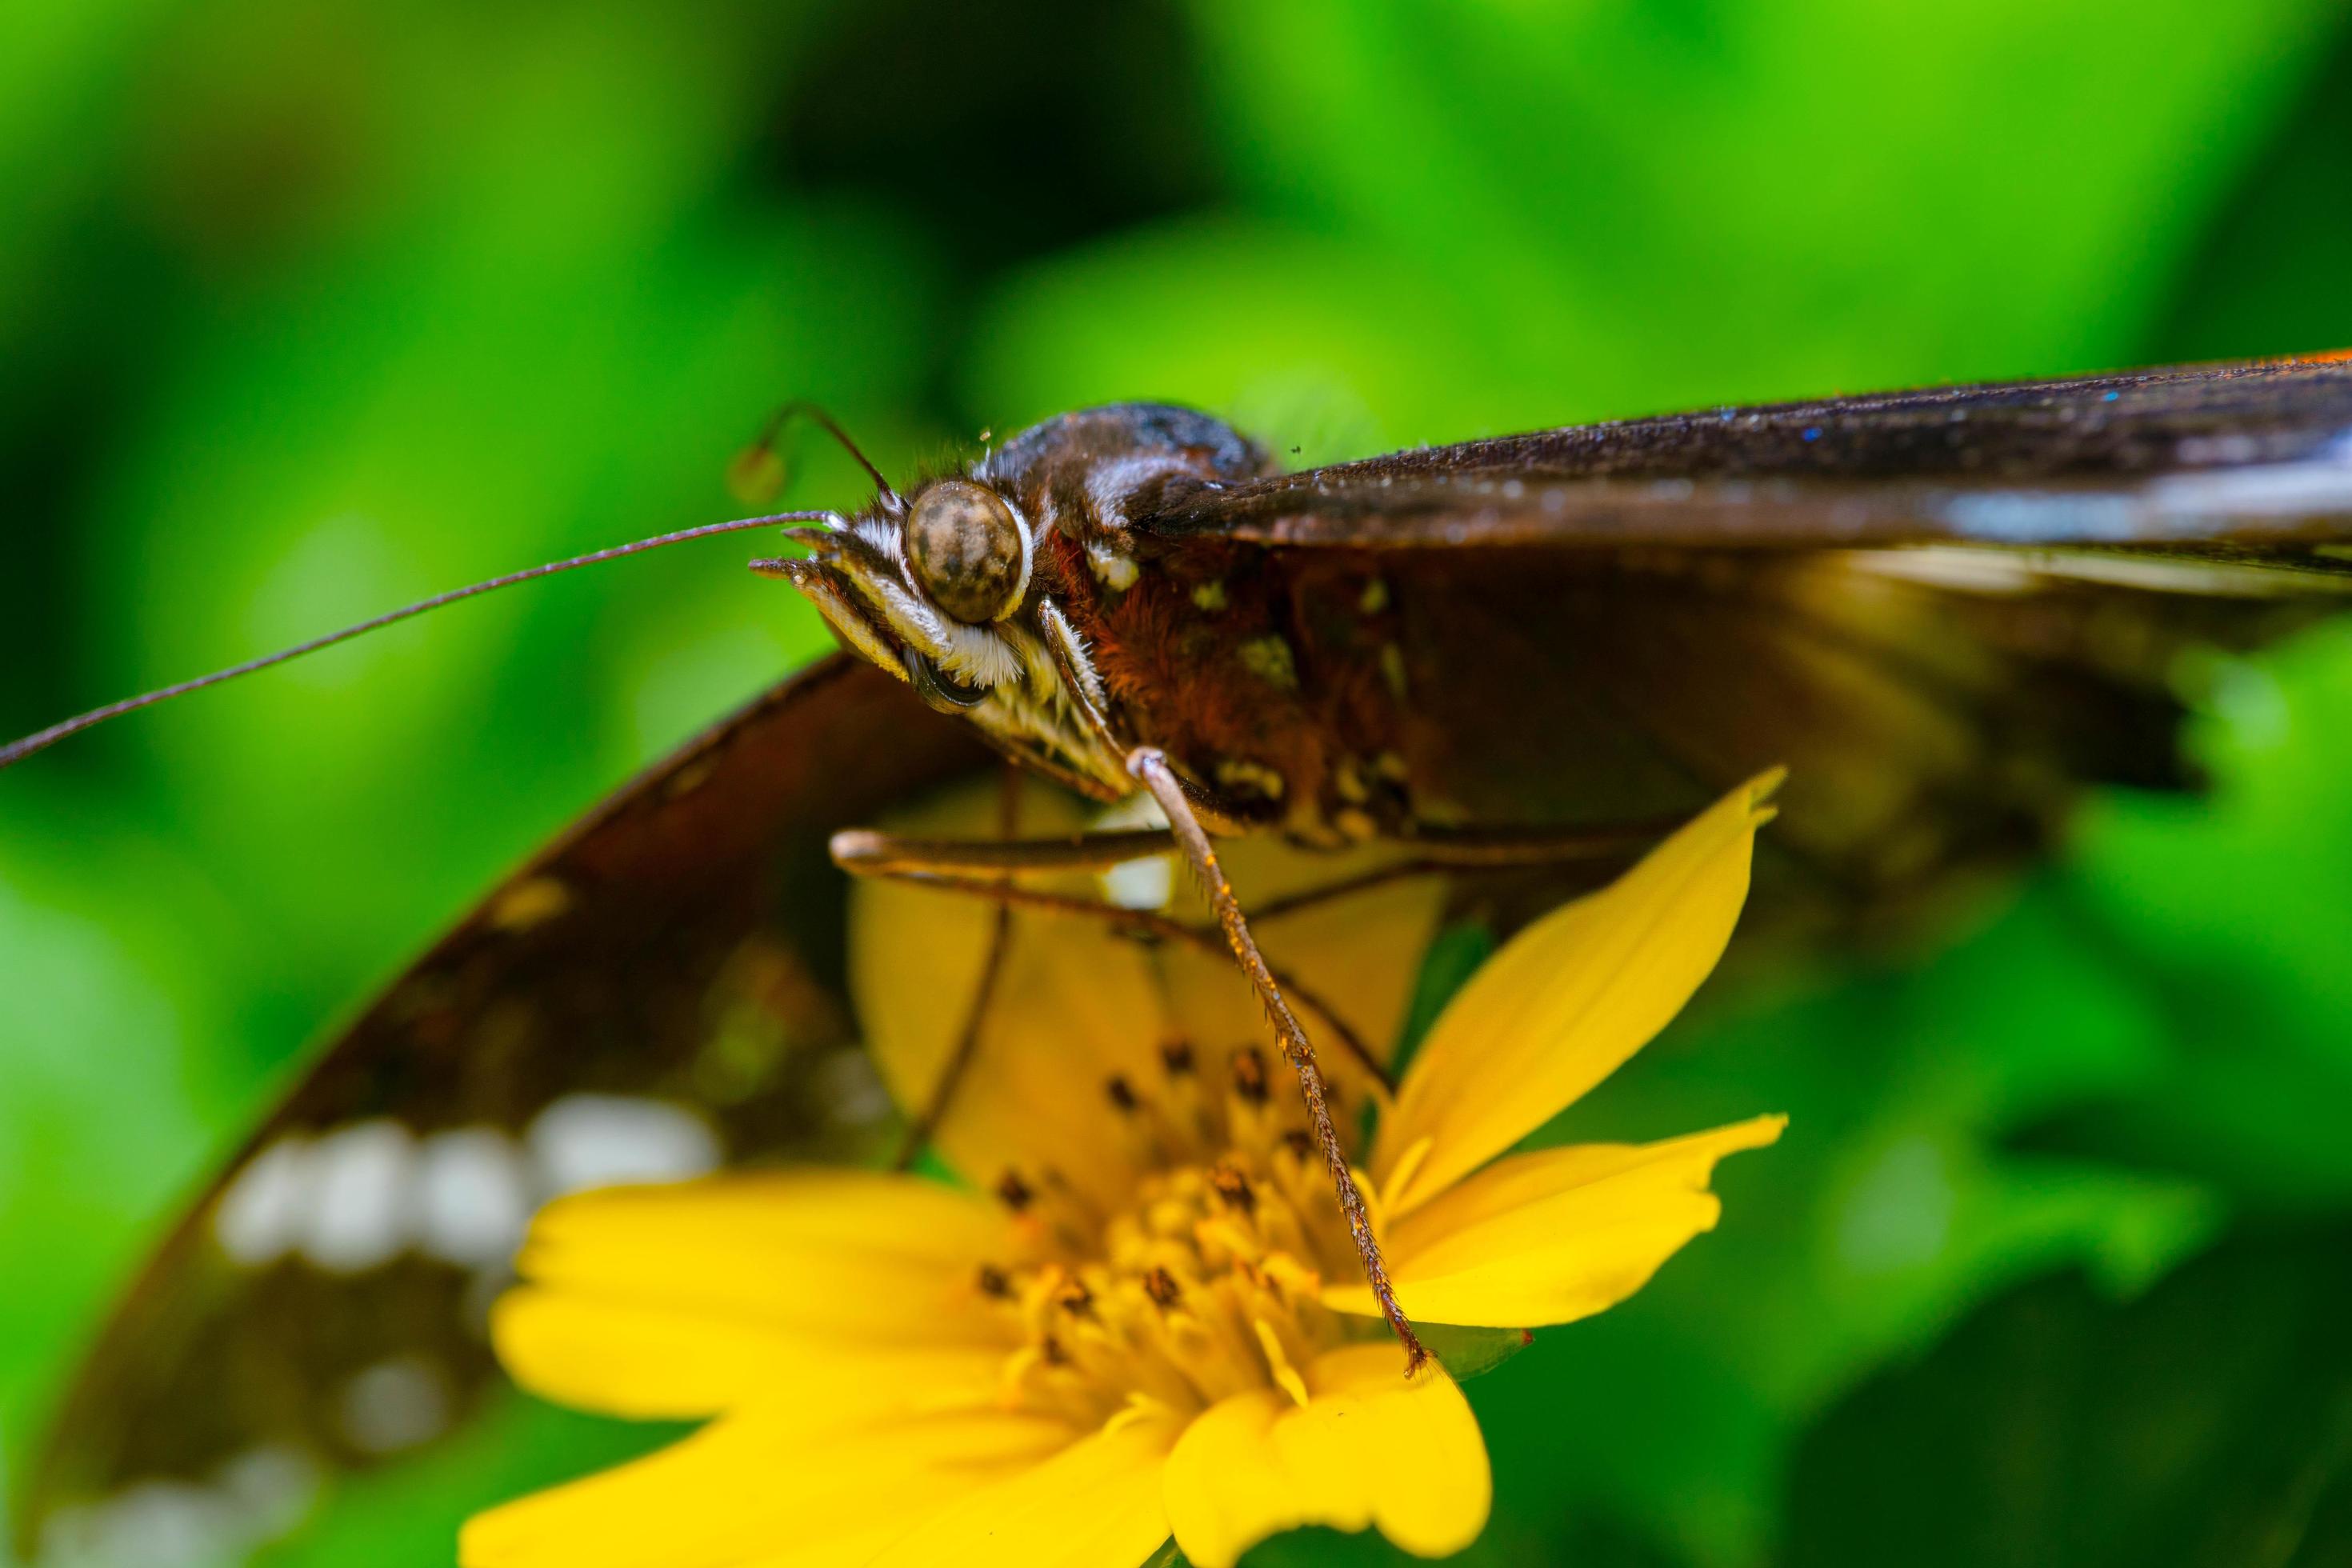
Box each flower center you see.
[974,1043,1382,1430]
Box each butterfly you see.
[14,353,2352,1562]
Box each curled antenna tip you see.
[746,401,901,511]
[727,443,789,507]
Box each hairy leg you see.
[1126,748,1426,1370]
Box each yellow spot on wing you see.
[1087,542,1140,590]
[1216,758,1287,800]
[662,756,718,800]
[487,876,573,933]
[1238,636,1298,690]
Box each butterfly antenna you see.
[733,402,903,512]
[0,510,842,772]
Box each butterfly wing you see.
[27,355,2352,1554]
[1124,355,2352,935]
[15,656,991,1564]
[1150,354,2352,562]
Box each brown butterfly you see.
[14,353,2352,1562]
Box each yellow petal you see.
[460,1406,1069,1568]
[852,778,1445,1189]
[1285,1344,1490,1559]
[1161,1390,1302,1568]
[863,1410,1179,1568]
[491,1288,1008,1419]
[1326,1115,1786,1326]
[514,1171,1013,1345]
[1375,771,1779,1214]
[850,778,1178,1198]
[1157,835,1447,1082]
[1162,1347,1490,1567]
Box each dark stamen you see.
[995,1170,1034,1211]
[1209,1161,1257,1215]
[1055,1281,1096,1319]
[1230,1046,1270,1105]
[1281,1129,1315,1160]
[1040,1335,1070,1366]
[1142,1266,1183,1307]
[1161,1040,1195,1077]
[1105,1074,1138,1113]
[976,1264,1012,1298]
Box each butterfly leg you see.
[834,771,1439,1366]
[890,767,1023,1169]
[1245,818,1677,920]
[1126,746,1427,1370]
[829,824,1175,877]
[830,848,1391,1090]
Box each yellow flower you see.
[462,774,1787,1568]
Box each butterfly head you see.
[753,402,1275,799]
[756,475,1126,794]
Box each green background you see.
[6,1,2352,1564]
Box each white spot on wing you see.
[215,1446,318,1540]
[40,1480,235,1568]
[527,1094,720,1194]
[340,1355,451,1454]
[214,1137,310,1265]
[36,1446,316,1568]
[416,1126,531,1266]
[299,1120,417,1274]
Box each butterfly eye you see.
[905,480,1031,624]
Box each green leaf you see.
[1782,1225,2352,1567]
[1420,1322,1532,1384]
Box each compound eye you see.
[905,480,1030,623]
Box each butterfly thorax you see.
[784,402,1426,841]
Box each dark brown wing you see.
[15,656,990,1565]
[1147,354,2352,566]
[1128,355,2352,938]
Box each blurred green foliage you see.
[1782,1222,2352,1566]
[4,2,2352,1565]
